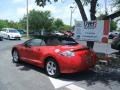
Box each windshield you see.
[46,37,78,46]
[18,30,26,34]
[9,29,18,33]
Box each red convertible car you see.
[12,35,96,77]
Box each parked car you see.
[111,33,120,52]
[17,29,26,37]
[12,35,96,77]
[64,31,74,37]
[52,31,64,36]
[109,31,120,39]
[1,28,21,40]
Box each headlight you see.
[60,51,75,57]
[9,34,13,37]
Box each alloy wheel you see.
[12,50,19,63]
[45,59,60,77]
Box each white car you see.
[1,28,21,40]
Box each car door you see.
[23,39,44,65]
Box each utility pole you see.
[26,0,29,38]
[105,0,108,15]
[70,6,73,27]
[70,5,76,27]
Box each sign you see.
[74,20,110,43]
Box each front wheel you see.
[45,58,60,78]
[12,50,20,63]
[8,35,10,40]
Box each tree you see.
[110,21,117,32]
[0,20,21,30]
[59,25,72,31]
[20,9,53,32]
[52,18,64,30]
[0,20,8,29]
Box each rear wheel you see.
[0,37,3,41]
[45,58,60,78]
[12,50,20,63]
[8,35,10,40]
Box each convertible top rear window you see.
[45,37,78,46]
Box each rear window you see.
[9,29,18,33]
[45,37,78,46]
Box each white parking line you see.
[49,77,73,89]
[66,84,86,90]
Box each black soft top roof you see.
[33,35,72,39]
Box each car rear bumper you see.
[57,51,96,73]
[9,36,21,40]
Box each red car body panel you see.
[13,43,96,74]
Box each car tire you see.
[12,50,20,63]
[0,37,3,41]
[45,58,60,78]
[8,35,10,40]
[18,38,21,40]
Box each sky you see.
[0,0,117,25]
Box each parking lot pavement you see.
[0,39,120,90]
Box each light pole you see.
[70,6,73,27]
[104,0,108,15]
[26,0,29,38]
[70,5,76,27]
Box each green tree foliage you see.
[0,20,22,30]
[60,25,72,31]
[0,20,8,29]
[20,9,71,32]
[51,18,72,31]
[52,18,64,30]
[19,16,27,29]
[20,9,53,32]
[110,21,117,32]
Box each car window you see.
[46,37,78,46]
[9,29,18,33]
[29,39,43,46]
[41,40,46,46]
[25,39,44,46]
